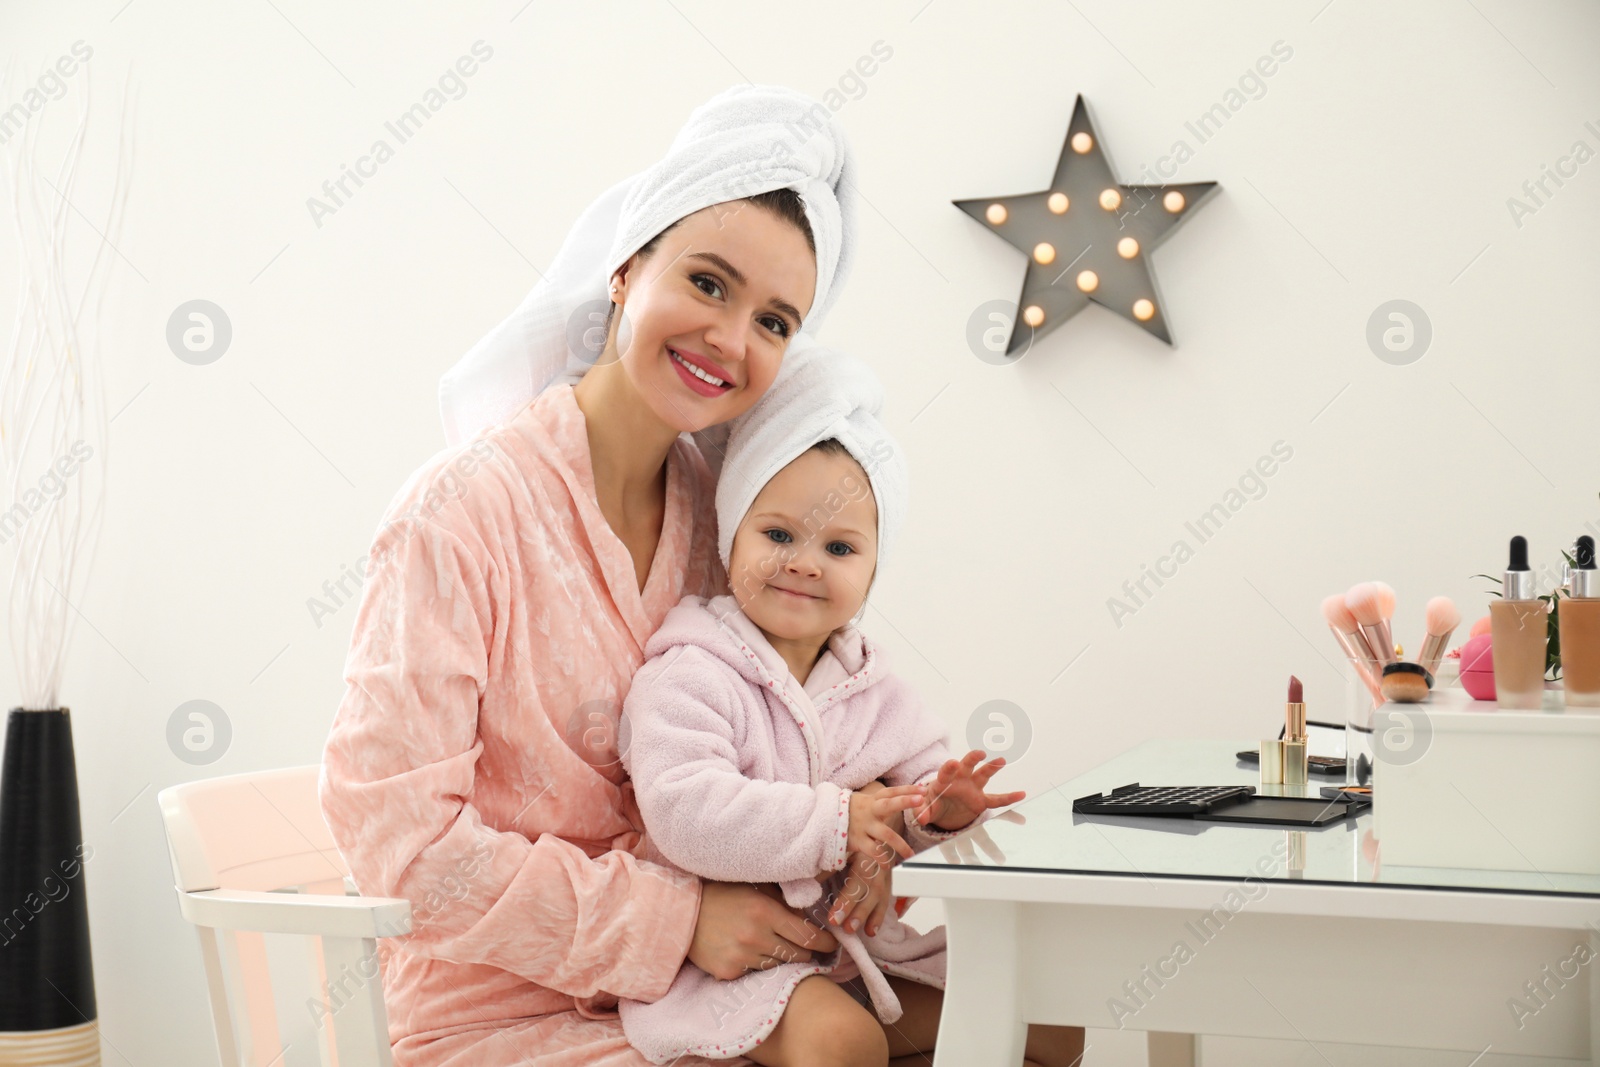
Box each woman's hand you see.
[687,881,840,981]
[910,750,1026,832]
[847,784,925,862]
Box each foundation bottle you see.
[1490,535,1547,710]
[1559,535,1600,708]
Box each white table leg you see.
[935,899,1025,1067]
[1147,1031,1196,1067]
[1590,924,1599,1067]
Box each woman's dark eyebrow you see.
[685,251,804,328]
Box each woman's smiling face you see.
[608,201,818,433]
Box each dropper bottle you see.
[1489,535,1548,710]
[1558,535,1600,708]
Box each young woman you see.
[319,85,862,1066]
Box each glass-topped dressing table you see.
[893,738,1600,1067]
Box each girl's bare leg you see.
[878,974,941,1059]
[743,974,889,1067]
[1023,1021,1087,1067]
[878,974,1087,1067]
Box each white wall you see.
[1,2,1597,1065]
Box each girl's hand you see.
[827,838,897,937]
[847,784,925,862]
[853,778,909,843]
[824,782,898,885]
[910,750,1026,832]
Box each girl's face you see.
[728,447,879,641]
[608,201,817,433]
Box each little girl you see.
[616,342,1034,1066]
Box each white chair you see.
[158,765,412,1067]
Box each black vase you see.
[0,707,100,1062]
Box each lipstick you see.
[1284,675,1308,786]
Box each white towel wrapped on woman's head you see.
[715,338,908,580]
[438,83,858,450]
[606,82,855,332]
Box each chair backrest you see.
[160,764,350,895]
[159,764,392,1067]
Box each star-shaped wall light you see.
[955,95,1219,355]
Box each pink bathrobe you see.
[319,384,747,1066]
[617,593,983,1064]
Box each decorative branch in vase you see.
[0,65,132,1065]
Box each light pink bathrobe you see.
[617,593,981,1064]
[320,384,748,1067]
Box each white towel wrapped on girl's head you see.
[714,339,909,581]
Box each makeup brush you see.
[1415,596,1462,679]
[1322,594,1384,699]
[1346,582,1398,667]
[1373,581,1400,659]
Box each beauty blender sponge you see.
[1469,614,1492,638]
[1459,632,1496,700]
